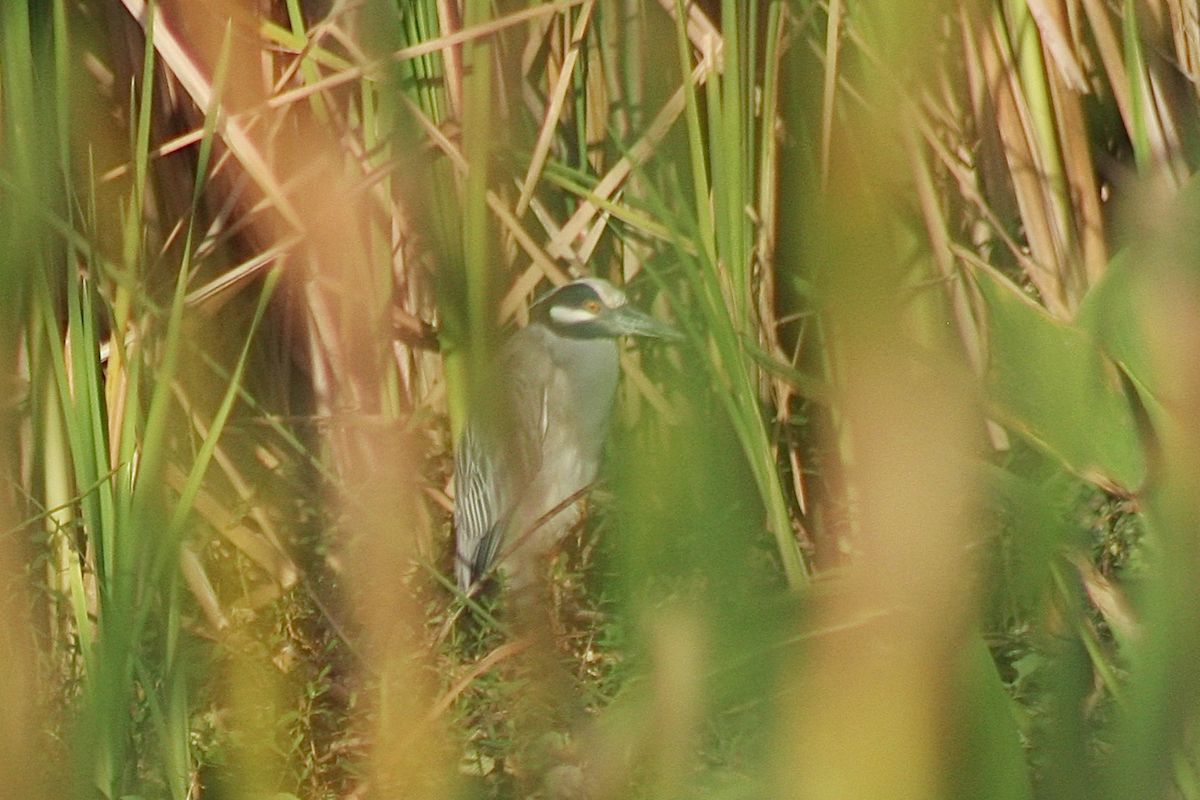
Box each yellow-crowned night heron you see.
[454,278,679,595]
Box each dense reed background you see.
[3,0,1200,797]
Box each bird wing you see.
[453,326,554,591]
[453,421,499,591]
[496,324,554,483]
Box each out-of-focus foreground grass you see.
[3,0,1200,798]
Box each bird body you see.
[454,278,677,594]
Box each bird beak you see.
[606,304,685,341]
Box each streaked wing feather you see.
[453,424,497,590]
[453,326,554,591]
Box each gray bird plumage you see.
[454,278,679,594]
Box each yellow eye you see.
[583,300,602,314]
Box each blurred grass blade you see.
[975,263,1146,492]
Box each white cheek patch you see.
[550,306,599,325]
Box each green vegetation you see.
[3,0,1200,798]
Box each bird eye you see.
[583,300,602,314]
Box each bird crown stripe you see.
[575,277,627,307]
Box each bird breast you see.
[496,326,619,546]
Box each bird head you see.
[530,278,682,341]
